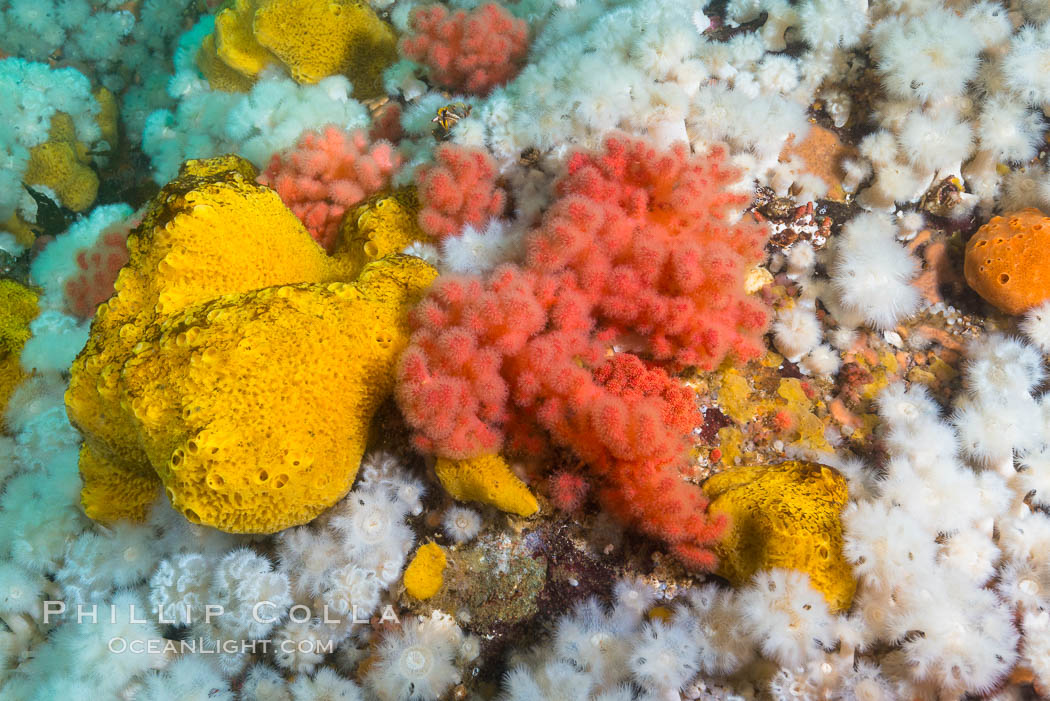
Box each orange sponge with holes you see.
[965,208,1050,315]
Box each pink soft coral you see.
[64,220,134,320]
[529,134,770,369]
[586,355,727,569]
[398,265,593,458]
[548,470,589,512]
[416,143,506,239]
[396,265,728,569]
[396,135,766,570]
[399,2,529,95]
[259,127,401,253]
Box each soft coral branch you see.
[397,134,768,569]
[64,218,135,320]
[416,143,506,239]
[396,272,726,563]
[259,127,401,253]
[529,136,769,369]
[399,2,529,95]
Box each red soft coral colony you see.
[399,2,529,95]
[259,127,401,253]
[397,134,771,571]
[64,218,135,320]
[415,143,506,239]
[530,135,770,369]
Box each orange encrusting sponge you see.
[965,207,1050,315]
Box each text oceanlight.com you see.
[108,637,336,655]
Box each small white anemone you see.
[365,616,460,701]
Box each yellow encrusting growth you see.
[66,155,437,533]
[214,0,275,79]
[2,214,35,248]
[254,0,397,93]
[23,113,99,213]
[403,542,447,600]
[715,425,746,468]
[434,453,539,517]
[93,87,119,152]
[777,378,831,450]
[0,280,39,354]
[0,281,39,424]
[717,369,754,424]
[711,363,834,465]
[197,33,258,92]
[339,188,431,277]
[202,0,397,97]
[647,606,673,622]
[704,460,856,613]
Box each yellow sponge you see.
[78,443,160,523]
[213,0,276,80]
[66,155,437,533]
[201,0,397,96]
[23,113,99,213]
[2,214,36,248]
[404,542,447,600]
[94,87,119,152]
[339,188,430,277]
[253,0,397,95]
[0,280,39,426]
[197,33,258,92]
[704,460,856,613]
[0,280,39,355]
[434,453,539,518]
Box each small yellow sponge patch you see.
[0,280,39,425]
[338,188,431,278]
[93,87,119,153]
[66,155,438,533]
[434,453,539,518]
[404,542,447,600]
[2,214,36,248]
[23,113,99,213]
[704,460,856,613]
[0,280,39,355]
[254,0,397,94]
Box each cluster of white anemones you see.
[497,330,1050,699]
